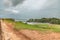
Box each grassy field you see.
[4,19,60,32]
[15,22,60,32]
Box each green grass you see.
[15,22,60,32]
[3,19,60,32]
[4,19,60,32]
[15,22,41,30]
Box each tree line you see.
[27,18,60,24]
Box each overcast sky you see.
[0,0,59,19]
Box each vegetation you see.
[2,18,60,32]
[2,18,15,23]
[2,18,14,21]
[27,18,60,24]
[15,22,60,32]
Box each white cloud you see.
[3,0,58,14]
[16,0,47,10]
[12,10,19,13]
[4,8,19,13]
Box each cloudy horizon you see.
[0,0,59,20]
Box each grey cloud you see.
[14,0,59,19]
[4,0,24,7]
[11,0,24,6]
[1,0,60,20]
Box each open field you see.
[3,19,60,32]
[2,19,60,40]
[15,22,60,32]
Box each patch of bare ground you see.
[14,29,31,40]
[1,21,30,40]
[19,29,60,40]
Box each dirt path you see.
[0,20,30,40]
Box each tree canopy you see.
[27,18,60,24]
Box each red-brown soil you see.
[19,30,60,40]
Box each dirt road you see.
[0,20,30,40]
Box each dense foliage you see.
[27,18,60,24]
